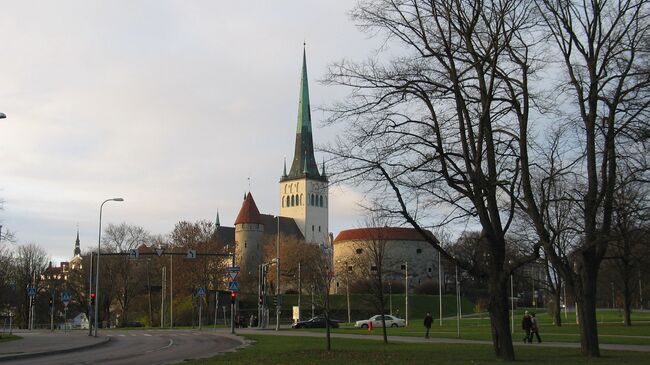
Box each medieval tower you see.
[280,48,329,247]
[234,192,265,277]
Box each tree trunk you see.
[575,265,600,357]
[379,290,388,344]
[325,286,331,351]
[488,276,515,361]
[623,278,632,326]
[553,289,562,327]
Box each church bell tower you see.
[279,47,329,246]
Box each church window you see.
[286,196,290,207]
[291,195,295,206]
[356,248,363,254]
[428,267,432,273]
[319,195,323,207]
[318,226,321,232]
[294,194,299,206]
[312,225,314,231]
[282,197,285,208]
[244,241,247,248]
[416,248,422,254]
[310,194,315,206]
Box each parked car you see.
[292,316,340,329]
[354,315,406,328]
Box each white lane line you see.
[118,334,126,337]
[143,333,152,336]
[144,339,174,354]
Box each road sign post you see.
[196,287,206,330]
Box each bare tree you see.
[13,243,49,327]
[526,0,650,356]
[325,1,542,360]
[103,223,150,326]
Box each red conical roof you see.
[235,192,263,225]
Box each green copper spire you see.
[215,210,220,227]
[283,45,326,182]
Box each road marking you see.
[143,333,152,336]
[145,339,174,354]
[118,334,126,337]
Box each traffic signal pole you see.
[231,253,236,335]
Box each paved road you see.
[0,330,243,365]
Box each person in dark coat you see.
[530,313,542,343]
[522,311,532,343]
[423,312,433,339]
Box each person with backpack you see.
[530,313,542,343]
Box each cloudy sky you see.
[0,1,380,261]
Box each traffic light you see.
[258,295,263,306]
[48,297,53,309]
[272,295,277,306]
[90,292,96,306]
[230,291,236,304]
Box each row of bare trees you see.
[324,0,650,360]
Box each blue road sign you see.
[61,292,71,303]
[196,287,206,297]
[226,266,240,273]
[27,287,36,297]
[228,281,239,292]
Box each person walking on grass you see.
[530,313,542,343]
[522,311,532,343]
[423,312,433,339]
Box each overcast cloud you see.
[0,1,377,261]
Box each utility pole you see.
[298,262,302,321]
[456,263,460,338]
[170,246,174,329]
[405,261,409,327]
[275,217,281,331]
[438,252,443,326]
[88,252,94,336]
[161,266,166,328]
[214,291,219,330]
[388,281,392,316]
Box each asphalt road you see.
[1,330,242,365]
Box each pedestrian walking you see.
[522,311,532,343]
[395,308,400,318]
[530,313,542,343]
[423,312,433,339]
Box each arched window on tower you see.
[291,195,295,206]
[286,196,290,207]
[282,197,285,208]
[319,195,323,207]
[310,194,315,206]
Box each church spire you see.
[215,210,221,227]
[74,226,81,257]
[283,45,325,182]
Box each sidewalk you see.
[224,328,650,353]
[0,330,110,362]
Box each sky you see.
[0,1,381,262]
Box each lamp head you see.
[0,112,6,119]
[112,198,124,202]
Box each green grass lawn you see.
[0,334,21,343]
[184,335,650,365]
[302,309,650,345]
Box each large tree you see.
[325,0,542,360]
[525,0,650,356]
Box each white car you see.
[354,315,406,328]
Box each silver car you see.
[354,314,406,328]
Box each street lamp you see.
[94,197,124,337]
[0,112,6,119]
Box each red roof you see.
[334,227,437,243]
[235,192,263,225]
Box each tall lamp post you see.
[94,197,124,337]
[0,112,6,119]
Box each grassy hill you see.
[239,294,474,322]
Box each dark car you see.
[291,316,340,329]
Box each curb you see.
[0,336,111,362]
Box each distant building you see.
[333,227,440,291]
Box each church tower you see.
[280,47,329,246]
